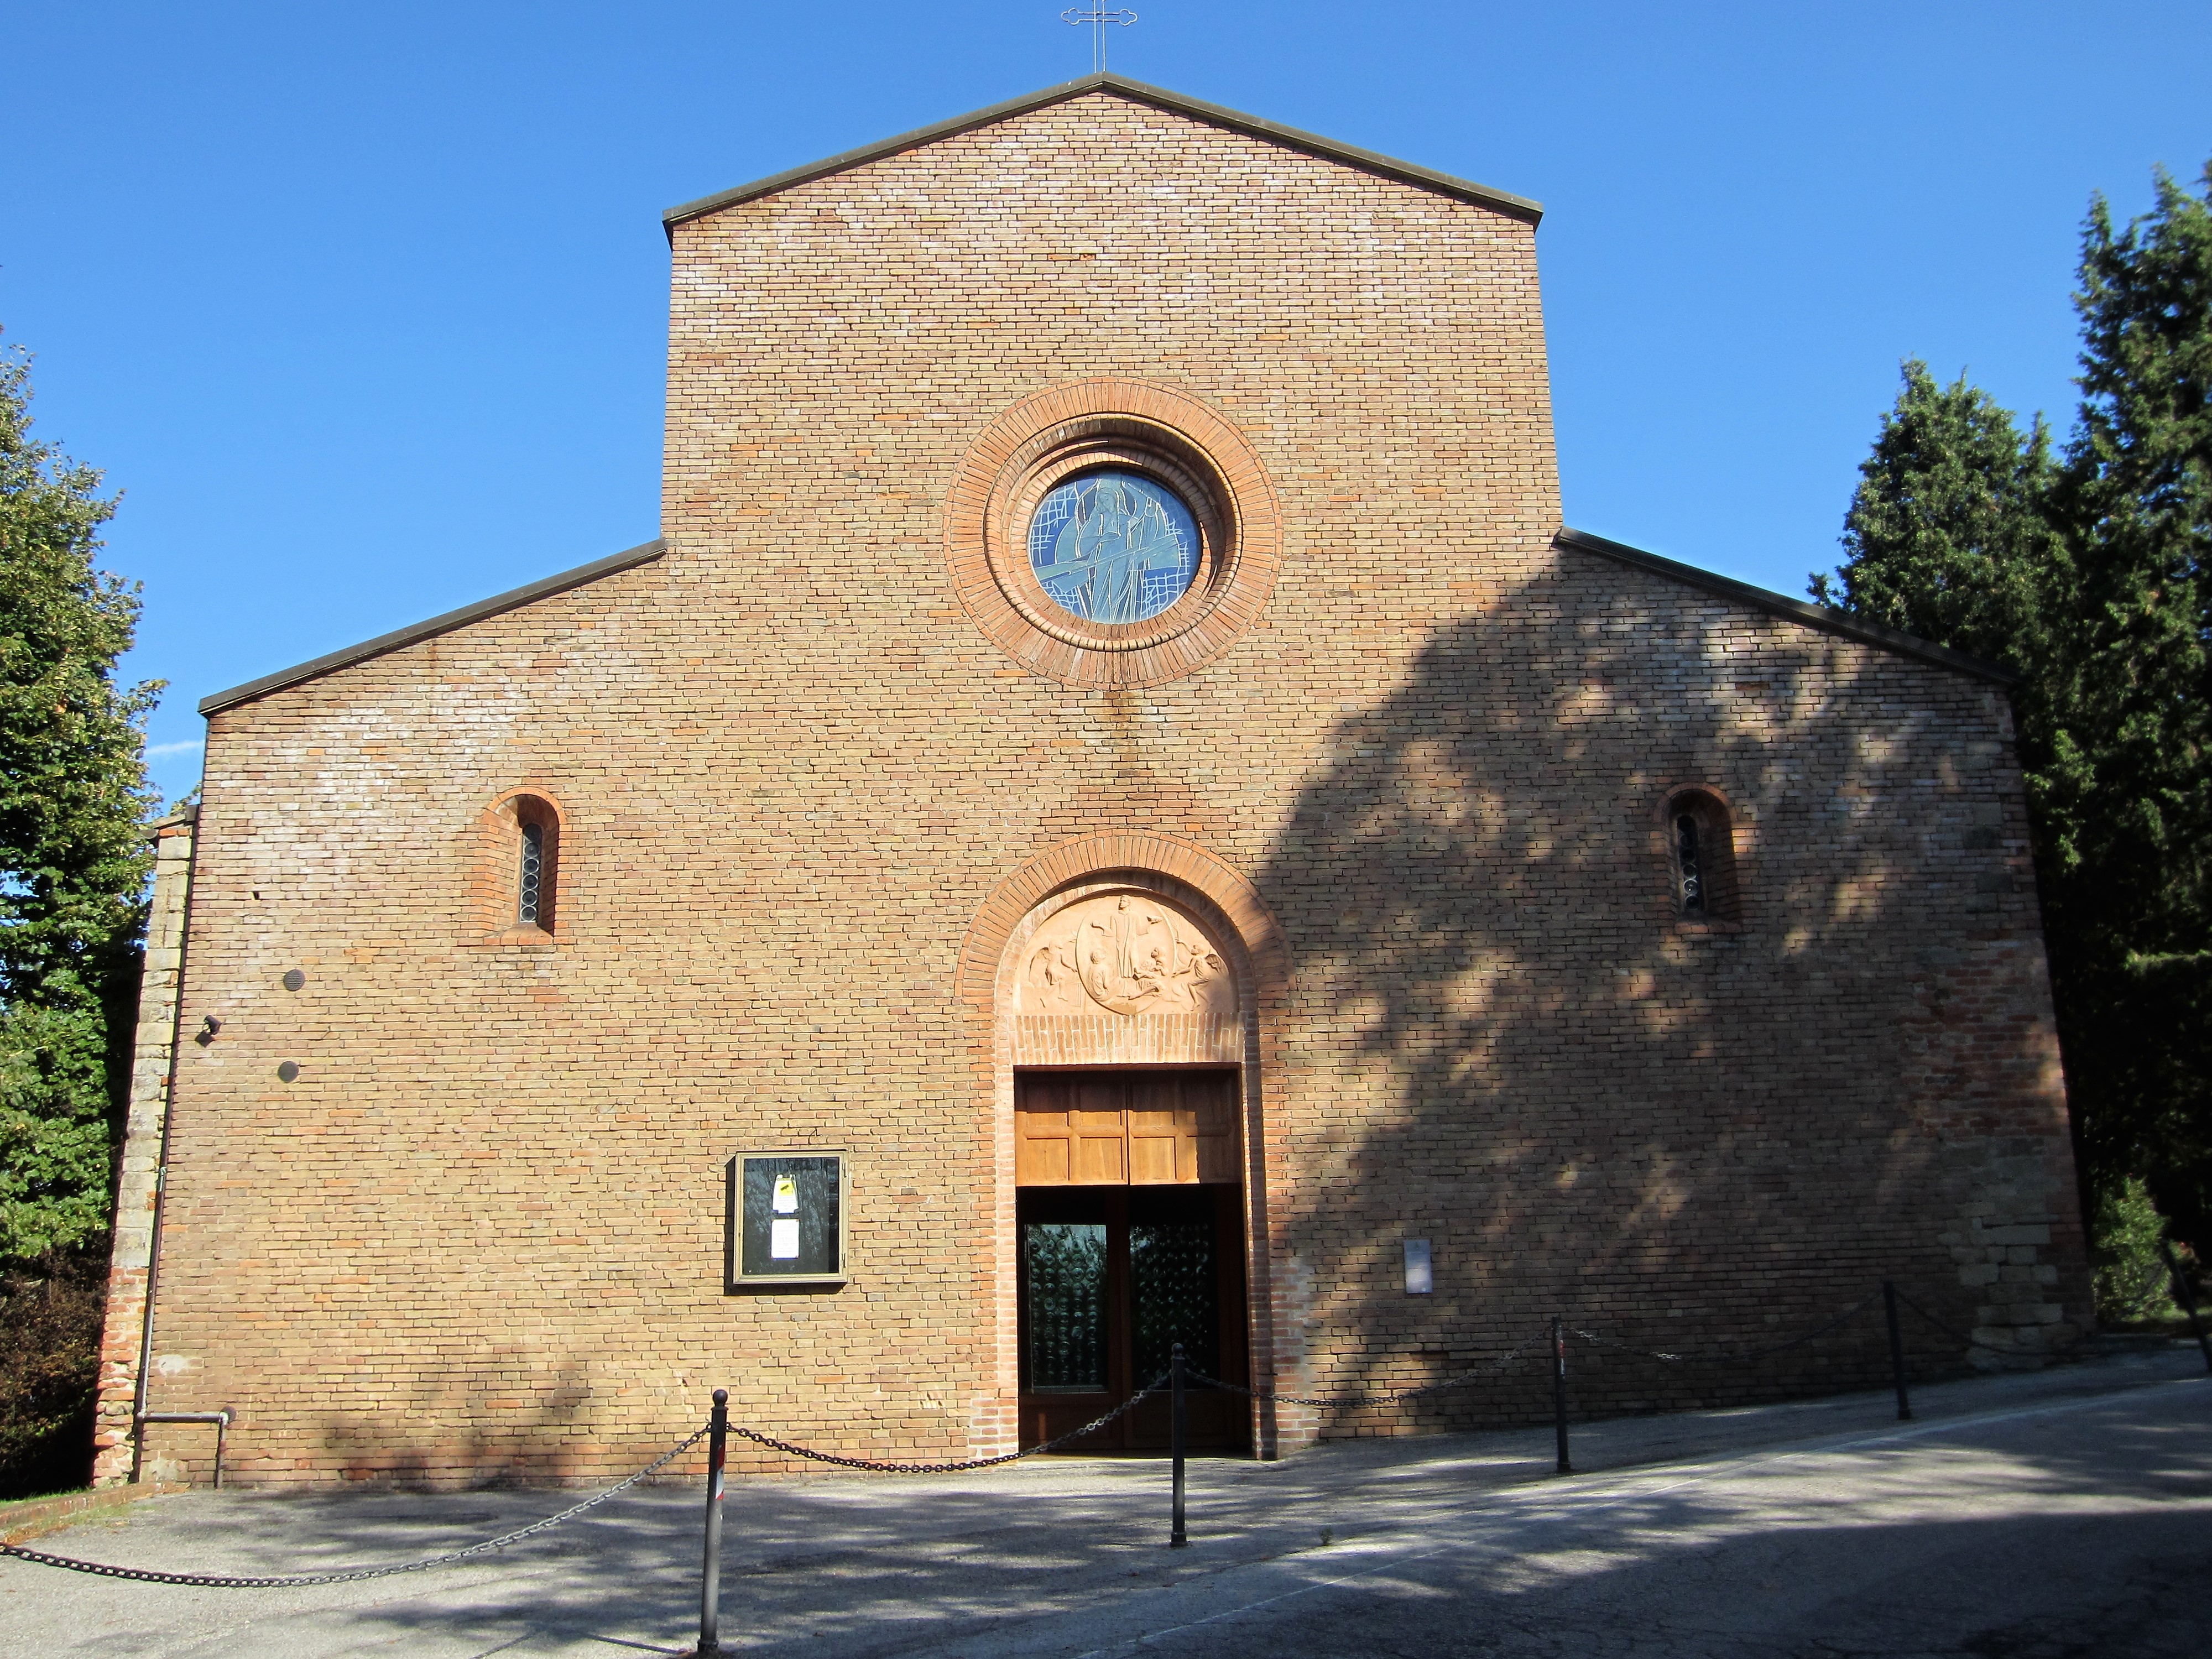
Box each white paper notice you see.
[1404,1238,1433,1295]
[772,1176,798,1214]
[770,1218,800,1259]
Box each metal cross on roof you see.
[1062,5,1136,74]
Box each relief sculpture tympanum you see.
[1021,894,1237,1019]
[1011,893,1240,1065]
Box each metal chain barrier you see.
[3,1276,2093,1611]
[1184,1328,1548,1408]
[1,1423,713,1588]
[1569,1290,1882,1365]
[728,1371,1174,1472]
[1888,1284,2066,1359]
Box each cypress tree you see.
[1811,359,2059,674]
[1815,163,2212,1264]
[2048,164,2212,1253]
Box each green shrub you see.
[2091,1176,2192,1326]
[0,1246,103,1499]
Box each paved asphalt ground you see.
[4,1344,2206,1658]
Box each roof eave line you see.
[198,538,669,717]
[1552,527,2020,686]
[660,71,1541,240]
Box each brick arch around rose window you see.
[943,378,1285,690]
[469,787,568,948]
[956,833,1297,1459]
[1655,782,1745,931]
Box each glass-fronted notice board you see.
[726,1152,846,1288]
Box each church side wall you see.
[131,93,2085,1486]
[1243,555,2087,1430]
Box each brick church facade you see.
[97,75,2089,1487]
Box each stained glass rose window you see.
[1027,469,1201,625]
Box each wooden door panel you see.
[1072,1077,1121,1115]
[1188,1073,1239,1182]
[1017,1133,1071,1186]
[1014,1078,1072,1185]
[1072,1132,1126,1184]
[1069,1087,1126,1184]
[1124,1389,1245,1449]
[1189,1073,1235,1130]
[1128,1132,1180,1184]
[1016,1071,1240,1188]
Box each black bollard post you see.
[696,1388,729,1657]
[1170,1342,1189,1548]
[1884,1281,1913,1421]
[1551,1316,1572,1474]
[2161,1241,2212,1376]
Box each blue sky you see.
[6,1,2208,805]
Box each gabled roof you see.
[661,72,1543,238]
[1554,527,2018,686]
[199,539,667,716]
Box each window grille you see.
[519,821,545,926]
[1675,813,1704,919]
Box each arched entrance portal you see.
[1009,890,1254,1451]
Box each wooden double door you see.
[1015,1070,1250,1453]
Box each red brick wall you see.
[118,92,2086,1487]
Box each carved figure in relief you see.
[1019,893,1237,1020]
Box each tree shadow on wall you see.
[1248,561,2053,1429]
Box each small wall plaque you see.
[1404,1238,1433,1295]
[726,1151,847,1289]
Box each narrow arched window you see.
[491,793,560,937]
[518,822,546,926]
[1663,787,1739,924]
[1674,813,1704,919]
